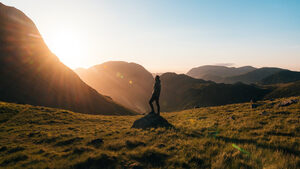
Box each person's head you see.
[155,75,160,82]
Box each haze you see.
[2,0,300,72]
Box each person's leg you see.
[155,99,160,115]
[149,97,155,113]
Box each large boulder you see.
[131,113,173,129]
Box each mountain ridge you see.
[186,65,256,82]
[261,70,300,85]
[222,67,285,84]
[0,2,134,115]
[159,72,270,112]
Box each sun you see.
[43,30,85,69]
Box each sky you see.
[2,0,300,73]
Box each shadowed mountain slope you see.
[261,70,300,85]
[187,65,256,83]
[160,73,270,112]
[0,3,134,115]
[223,67,285,84]
[265,81,300,99]
[75,61,154,113]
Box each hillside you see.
[0,98,299,168]
[261,70,300,85]
[186,65,256,83]
[160,73,270,112]
[186,66,300,86]
[264,81,300,99]
[223,67,284,84]
[75,61,154,113]
[0,3,133,115]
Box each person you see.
[149,75,161,115]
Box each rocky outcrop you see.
[131,113,173,129]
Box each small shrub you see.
[130,148,169,167]
[1,154,28,166]
[55,137,83,146]
[7,147,25,154]
[72,154,117,169]
[126,140,146,149]
[87,138,104,148]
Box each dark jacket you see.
[152,80,161,98]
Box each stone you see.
[131,113,173,129]
[278,99,298,107]
[261,111,268,115]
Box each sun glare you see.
[43,30,85,69]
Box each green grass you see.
[0,97,299,169]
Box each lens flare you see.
[232,144,250,155]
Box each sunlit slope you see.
[0,3,133,115]
[75,61,154,113]
[0,97,299,168]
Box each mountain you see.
[0,3,134,115]
[260,70,300,85]
[223,67,284,84]
[152,73,164,77]
[264,81,300,99]
[186,66,299,85]
[186,65,256,83]
[160,73,270,112]
[75,61,154,113]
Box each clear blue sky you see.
[2,0,300,72]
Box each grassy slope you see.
[0,98,299,169]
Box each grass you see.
[0,97,299,169]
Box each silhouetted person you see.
[149,75,161,115]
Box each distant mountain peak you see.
[75,61,154,113]
[186,65,256,82]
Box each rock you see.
[251,104,258,109]
[128,162,143,169]
[278,99,298,107]
[261,111,268,115]
[131,113,173,129]
[157,144,166,148]
[194,105,201,109]
[251,103,262,109]
[229,115,236,120]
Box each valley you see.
[0,97,299,168]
